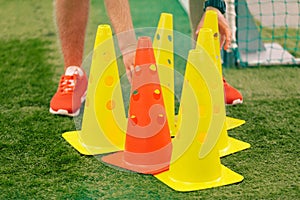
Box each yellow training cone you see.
[62,25,126,155]
[203,10,246,131]
[153,13,175,136]
[200,12,250,157]
[202,10,223,74]
[155,49,243,191]
[226,116,245,130]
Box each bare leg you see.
[54,0,90,69]
[104,0,136,82]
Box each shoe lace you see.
[59,75,78,94]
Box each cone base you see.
[173,116,245,137]
[62,131,120,155]
[219,136,251,157]
[154,164,243,192]
[102,151,170,175]
[226,117,245,130]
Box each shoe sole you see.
[226,99,243,106]
[49,91,87,117]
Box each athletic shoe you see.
[50,66,88,116]
[223,78,243,105]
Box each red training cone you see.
[102,36,172,175]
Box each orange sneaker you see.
[50,66,88,116]
[223,78,243,105]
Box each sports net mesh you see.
[230,0,300,66]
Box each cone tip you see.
[98,24,110,28]
[137,36,152,49]
[206,10,218,16]
[97,24,111,33]
[160,12,173,21]
[161,12,173,17]
[199,28,213,34]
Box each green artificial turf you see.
[0,0,299,199]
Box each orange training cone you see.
[102,36,172,175]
